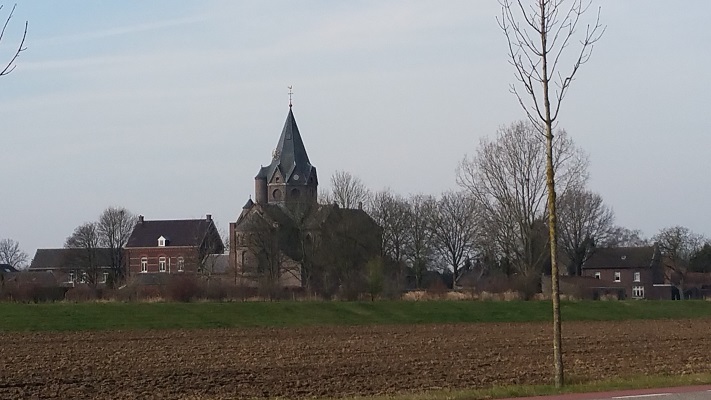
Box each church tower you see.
[254,106,318,206]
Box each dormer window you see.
[158,236,166,247]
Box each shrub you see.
[65,285,98,302]
[166,275,201,302]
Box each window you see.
[594,272,601,279]
[158,236,166,247]
[159,257,166,272]
[634,272,641,282]
[80,272,87,283]
[177,257,184,272]
[68,271,76,282]
[101,272,109,284]
[141,257,148,273]
[614,271,621,282]
[632,286,645,298]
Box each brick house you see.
[124,214,224,277]
[580,246,664,299]
[28,248,114,286]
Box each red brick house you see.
[581,246,664,299]
[124,214,224,277]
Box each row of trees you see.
[323,121,711,290]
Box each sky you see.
[1,1,710,259]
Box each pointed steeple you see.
[255,107,318,205]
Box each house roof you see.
[126,218,216,248]
[0,263,18,273]
[8,270,59,287]
[582,246,658,270]
[29,248,113,270]
[255,108,317,185]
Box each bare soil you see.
[1,319,710,399]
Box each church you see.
[228,104,382,294]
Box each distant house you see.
[0,264,18,291]
[0,263,18,275]
[581,245,665,299]
[124,214,224,277]
[28,248,113,286]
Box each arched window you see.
[291,188,300,198]
[272,189,282,200]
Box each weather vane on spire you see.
[288,85,293,108]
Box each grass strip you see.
[328,373,711,400]
[0,300,709,332]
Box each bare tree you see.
[557,189,615,276]
[458,121,587,277]
[653,226,706,300]
[429,191,478,286]
[97,206,137,284]
[368,189,411,265]
[328,170,370,209]
[606,226,648,248]
[404,194,436,288]
[0,238,28,268]
[498,0,604,386]
[65,222,102,286]
[0,3,27,77]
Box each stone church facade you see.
[229,106,381,291]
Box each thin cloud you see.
[32,14,210,47]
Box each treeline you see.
[322,121,711,288]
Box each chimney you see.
[206,214,212,221]
[138,215,144,224]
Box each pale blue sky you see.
[1,1,710,257]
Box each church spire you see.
[254,104,318,205]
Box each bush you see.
[65,285,98,302]
[166,275,201,302]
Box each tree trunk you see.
[540,0,564,388]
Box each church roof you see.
[256,108,316,185]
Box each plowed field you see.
[1,319,710,399]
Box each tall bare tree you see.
[498,0,604,386]
[404,194,436,288]
[429,191,478,286]
[368,189,411,265]
[457,121,587,277]
[326,170,370,209]
[606,226,648,248]
[65,222,102,286]
[0,3,27,77]
[0,238,28,268]
[557,189,615,276]
[97,206,137,284]
[653,226,706,300]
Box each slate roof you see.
[29,248,113,270]
[255,108,318,186]
[0,263,18,273]
[582,246,659,270]
[126,218,216,248]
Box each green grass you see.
[0,300,710,332]
[328,373,711,400]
